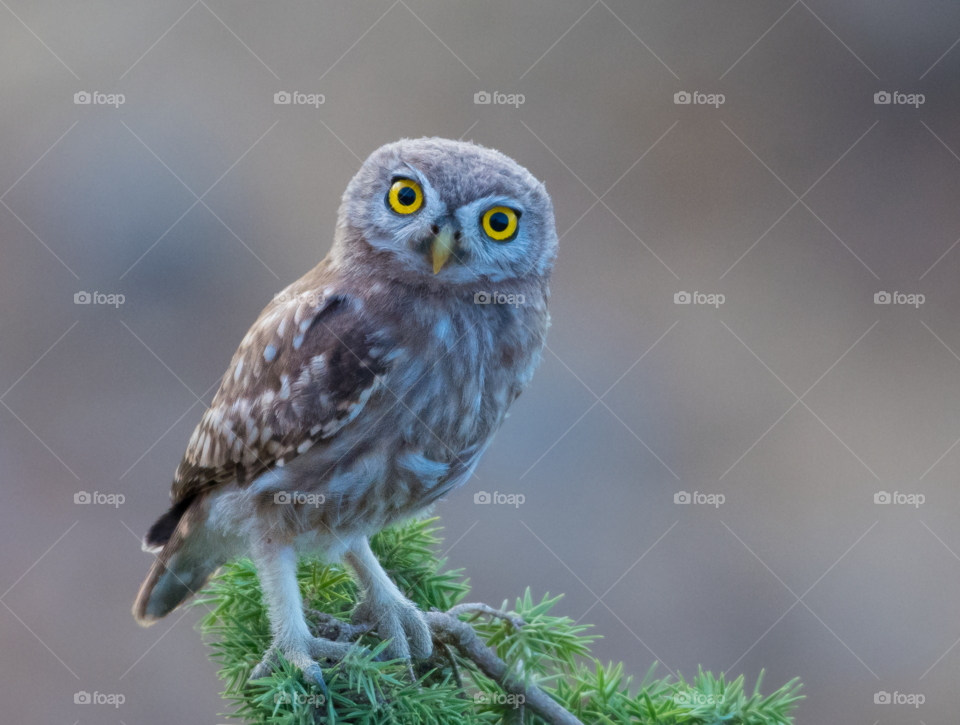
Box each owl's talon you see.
[249,645,279,681]
[352,596,433,661]
[306,635,355,662]
[300,662,328,694]
[249,635,355,692]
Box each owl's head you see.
[333,138,557,288]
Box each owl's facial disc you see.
[337,138,558,285]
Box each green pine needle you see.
[193,517,803,724]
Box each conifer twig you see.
[425,607,585,725]
[446,602,527,630]
[307,608,373,641]
[198,518,804,724]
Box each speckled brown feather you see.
[169,262,395,508]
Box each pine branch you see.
[195,517,804,724]
[425,606,583,725]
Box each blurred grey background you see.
[2,1,960,722]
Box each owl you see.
[133,137,558,687]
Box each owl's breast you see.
[377,291,548,459]
[267,287,549,533]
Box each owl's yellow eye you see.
[387,179,423,214]
[481,206,519,241]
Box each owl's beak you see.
[431,225,456,274]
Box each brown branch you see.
[440,641,466,695]
[424,608,585,725]
[307,609,373,641]
[308,603,583,725]
[446,602,527,630]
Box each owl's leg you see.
[345,537,432,661]
[249,539,353,688]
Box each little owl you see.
[133,137,558,687]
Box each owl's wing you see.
[164,274,394,512]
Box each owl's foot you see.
[351,594,433,661]
[249,635,355,691]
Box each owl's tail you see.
[133,495,222,626]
